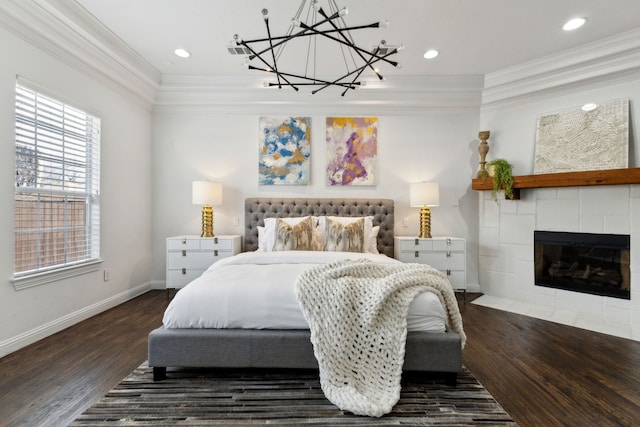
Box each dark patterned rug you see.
[71,362,516,426]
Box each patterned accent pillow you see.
[325,217,365,253]
[272,216,313,251]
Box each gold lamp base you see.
[418,205,432,239]
[201,204,215,237]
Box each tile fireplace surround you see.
[476,184,640,342]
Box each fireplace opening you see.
[534,231,630,299]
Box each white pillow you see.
[369,225,380,254]
[261,216,316,252]
[316,216,379,254]
[256,226,267,252]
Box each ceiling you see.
[73,0,640,85]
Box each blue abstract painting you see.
[259,117,311,185]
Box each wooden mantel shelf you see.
[472,167,640,199]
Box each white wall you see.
[478,76,640,340]
[0,27,153,356]
[151,107,482,288]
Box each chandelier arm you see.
[311,48,397,95]
[316,7,382,80]
[298,22,398,68]
[341,47,380,96]
[242,45,300,91]
[262,16,282,89]
[248,65,357,89]
[267,82,360,87]
[244,23,384,45]
[242,9,343,60]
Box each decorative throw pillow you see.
[262,216,316,252]
[319,216,378,253]
[272,216,313,251]
[325,217,365,253]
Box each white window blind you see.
[14,83,101,280]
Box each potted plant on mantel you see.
[487,158,515,201]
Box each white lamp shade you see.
[192,181,222,206]
[409,182,439,207]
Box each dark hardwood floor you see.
[1,291,639,426]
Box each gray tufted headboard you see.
[244,198,395,257]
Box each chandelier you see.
[227,0,403,96]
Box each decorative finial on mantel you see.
[477,131,490,178]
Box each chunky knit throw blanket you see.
[295,259,466,417]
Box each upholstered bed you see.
[148,198,463,385]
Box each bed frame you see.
[148,198,462,384]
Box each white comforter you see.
[163,251,447,332]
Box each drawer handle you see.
[447,269,451,276]
[181,268,186,275]
[414,251,419,258]
[447,238,451,246]
[182,250,186,257]
[182,238,187,244]
[414,238,419,246]
[447,251,451,258]
[214,237,219,244]
[214,249,219,256]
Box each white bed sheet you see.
[163,251,447,333]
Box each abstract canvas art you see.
[326,117,377,186]
[534,99,629,174]
[259,117,311,185]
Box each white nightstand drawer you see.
[441,270,465,288]
[166,235,242,293]
[200,237,234,251]
[167,269,205,289]
[167,237,201,251]
[395,236,466,292]
[421,252,465,270]
[167,251,216,269]
[433,239,465,251]
[399,239,433,251]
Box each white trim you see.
[0,283,152,358]
[154,75,484,114]
[12,259,103,290]
[0,0,158,108]
[482,28,640,107]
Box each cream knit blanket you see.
[295,259,466,417]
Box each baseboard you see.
[149,280,166,290]
[465,283,481,293]
[0,282,151,358]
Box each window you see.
[14,83,101,287]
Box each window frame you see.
[12,80,102,290]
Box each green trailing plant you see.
[487,158,515,201]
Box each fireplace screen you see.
[534,231,630,299]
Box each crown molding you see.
[482,28,640,107]
[0,0,160,107]
[154,74,484,114]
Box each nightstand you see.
[166,235,241,297]
[394,236,466,299]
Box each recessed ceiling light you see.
[423,49,439,59]
[582,102,598,111]
[174,48,191,58]
[563,17,587,31]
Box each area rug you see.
[70,362,516,426]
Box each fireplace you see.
[534,231,630,299]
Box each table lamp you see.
[410,182,439,238]
[192,181,222,237]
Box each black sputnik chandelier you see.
[227,0,403,96]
